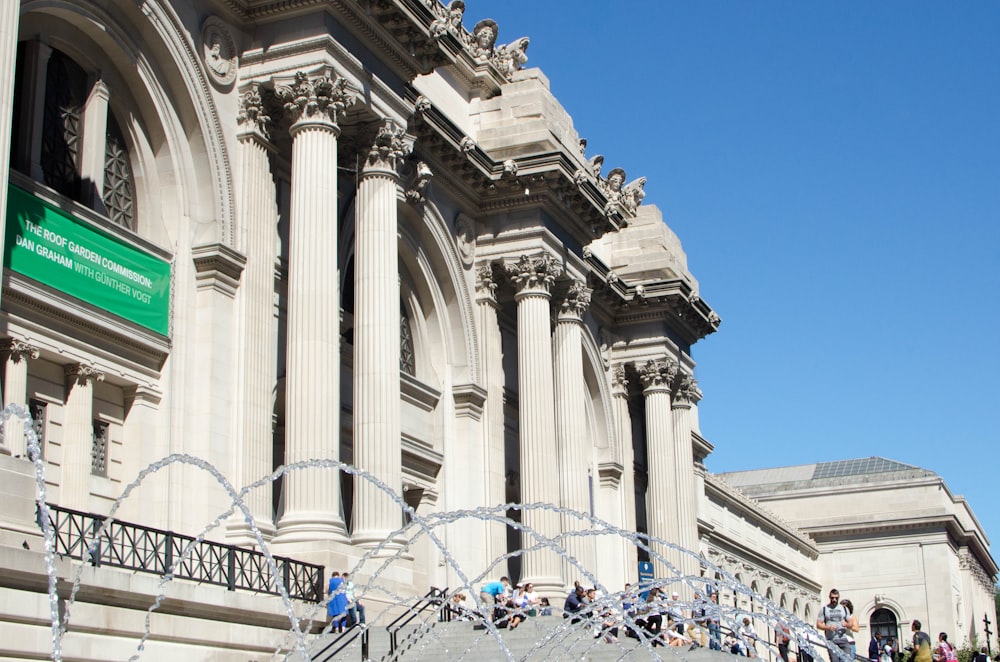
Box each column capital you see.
[65,363,106,387]
[639,358,678,394]
[362,118,411,176]
[3,339,40,363]
[475,262,500,305]
[672,373,701,407]
[236,82,272,143]
[558,280,592,321]
[275,70,355,133]
[611,364,629,397]
[506,253,561,298]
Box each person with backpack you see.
[933,632,958,662]
[817,588,853,661]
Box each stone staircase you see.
[307,615,745,661]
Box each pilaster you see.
[61,364,105,509]
[506,253,563,593]
[352,118,410,549]
[1,340,41,458]
[611,364,638,581]
[670,372,701,584]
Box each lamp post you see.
[984,613,993,657]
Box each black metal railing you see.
[44,504,324,602]
[385,586,449,660]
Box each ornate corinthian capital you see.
[237,83,271,139]
[275,71,355,127]
[506,253,561,295]
[65,364,106,387]
[673,373,700,406]
[611,365,629,396]
[559,280,592,319]
[364,118,411,173]
[3,339,40,363]
[475,262,498,302]
[638,359,678,392]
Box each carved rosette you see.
[363,118,410,175]
[639,359,678,393]
[475,262,498,304]
[236,83,270,140]
[275,71,355,131]
[673,373,700,407]
[611,365,629,397]
[506,253,560,297]
[558,280,592,321]
[3,339,40,364]
[65,364,106,387]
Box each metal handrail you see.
[311,625,369,662]
[385,586,448,659]
[43,503,324,602]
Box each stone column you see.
[475,263,507,568]
[670,373,701,584]
[273,71,354,546]
[229,84,279,545]
[2,340,40,458]
[0,5,20,306]
[553,280,594,583]
[78,79,110,211]
[352,119,410,549]
[639,358,678,578]
[611,365,637,580]
[506,253,562,593]
[61,364,105,509]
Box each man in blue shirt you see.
[479,576,510,623]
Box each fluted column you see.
[2,340,40,458]
[476,263,508,567]
[670,373,701,584]
[61,364,105,509]
[230,84,279,544]
[639,358,678,578]
[352,119,410,549]
[0,4,20,297]
[507,253,562,593]
[554,281,594,582]
[274,71,355,545]
[611,365,637,579]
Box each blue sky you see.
[476,2,1000,549]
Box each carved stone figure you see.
[201,17,237,87]
[454,213,476,267]
[497,36,529,77]
[471,18,498,58]
[430,0,465,38]
[588,155,605,179]
[621,176,646,213]
[406,161,433,204]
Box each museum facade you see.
[0,1,994,659]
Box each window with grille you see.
[41,50,86,199]
[103,115,136,230]
[400,307,415,376]
[91,420,109,477]
[28,398,47,459]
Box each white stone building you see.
[0,1,993,659]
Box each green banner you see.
[4,184,171,335]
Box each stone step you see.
[307,616,743,661]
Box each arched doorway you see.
[871,608,900,648]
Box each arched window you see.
[870,608,899,644]
[14,43,137,230]
[400,305,415,376]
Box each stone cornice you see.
[192,243,247,297]
[705,473,819,557]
